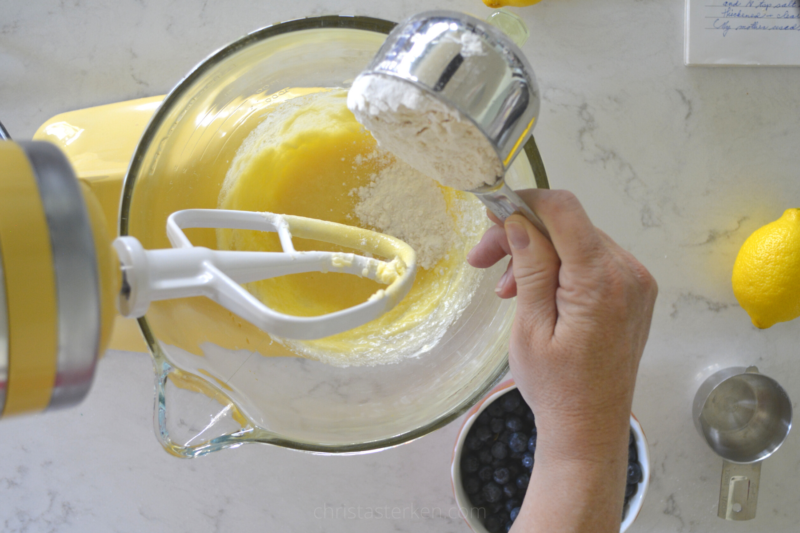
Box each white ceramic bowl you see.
[450,379,650,532]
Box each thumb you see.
[504,214,560,335]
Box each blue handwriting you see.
[712,17,800,35]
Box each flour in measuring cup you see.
[347,73,503,192]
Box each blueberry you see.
[491,441,509,460]
[462,454,480,474]
[484,514,503,533]
[629,430,635,446]
[508,432,527,453]
[527,435,537,454]
[466,435,483,452]
[498,430,512,445]
[493,511,510,526]
[505,498,520,513]
[509,506,521,522]
[479,450,494,464]
[488,402,505,418]
[514,403,527,417]
[509,451,523,460]
[470,491,485,507]
[476,425,493,442]
[516,473,530,490]
[479,465,494,482]
[489,502,506,515]
[521,453,534,471]
[482,482,503,503]
[524,409,535,424]
[490,417,505,434]
[629,443,638,462]
[492,467,510,485]
[503,483,518,499]
[464,476,480,495]
[627,462,643,485]
[492,458,508,468]
[625,482,638,498]
[476,411,492,426]
[505,416,523,432]
[502,391,522,412]
[507,464,520,477]
[504,521,513,533]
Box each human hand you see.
[468,189,657,531]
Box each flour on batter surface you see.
[354,161,456,270]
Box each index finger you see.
[512,189,605,266]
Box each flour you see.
[354,160,456,270]
[455,32,485,57]
[347,73,503,192]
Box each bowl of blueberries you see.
[451,379,649,533]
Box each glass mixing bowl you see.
[120,15,549,458]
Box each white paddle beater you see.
[113,209,417,340]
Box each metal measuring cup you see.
[357,10,549,238]
[692,366,792,520]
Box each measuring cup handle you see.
[718,460,761,521]
[477,183,550,240]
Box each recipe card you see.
[685,0,800,66]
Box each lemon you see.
[732,208,800,328]
[483,0,542,7]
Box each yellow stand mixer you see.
[0,111,417,419]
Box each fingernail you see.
[506,221,530,249]
[495,269,511,293]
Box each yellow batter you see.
[217,89,487,366]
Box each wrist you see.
[534,407,631,464]
[514,446,628,533]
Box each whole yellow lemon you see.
[732,208,800,328]
[483,0,543,7]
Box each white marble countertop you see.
[3,0,800,531]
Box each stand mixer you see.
[0,138,417,414]
[0,13,550,458]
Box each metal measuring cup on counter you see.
[693,366,792,520]
[357,10,549,238]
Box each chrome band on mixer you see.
[361,10,540,174]
[0,245,8,414]
[0,124,10,413]
[21,142,102,410]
